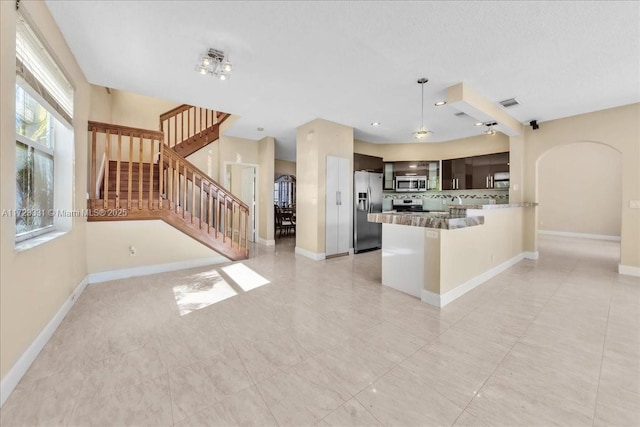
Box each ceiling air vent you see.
[454,112,469,118]
[499,98,520,108]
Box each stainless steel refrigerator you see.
[354,171,383,253]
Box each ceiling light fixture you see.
[371,122,381,127]
[484,122,497,136]
[474,122,484,127]
[434,101,447,106]
[413,77,432,140]
[196,48,232,80]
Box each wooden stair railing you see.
[159,104,230,158]
[88,121,249,260]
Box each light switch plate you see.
[630,200,640,209]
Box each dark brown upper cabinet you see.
[470,152,510,189]
[354,153,383,173]
[441,158,472,190]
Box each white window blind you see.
[16,12,73,124]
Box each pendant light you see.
[413,77,432,139]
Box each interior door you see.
[326,157,340,256]
[326,156,349,257]
[336,157,350,254]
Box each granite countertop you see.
[450,202,538,210]
[368,212,484,230]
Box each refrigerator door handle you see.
[367,187,372,213]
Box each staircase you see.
[160,104,230,158]
[87,105,248,261]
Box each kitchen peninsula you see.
[369,203,537,307]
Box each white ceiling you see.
[46,1,639,161]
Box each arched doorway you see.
[274,174,296,240]
[535,141,622,263]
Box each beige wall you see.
[89,85,112,122]
[354,133,509,161]
[0,1,90,379]
[296,119,354,256]
[87,221,227,273]
[258,137,275,243]
[522,103,639,268]
[275,159,296,179]
[186,142,220,184]
[508,131,526,203]
[218,135,260,175]
[110,89,177,131]
[538,142,622,237]
[438,208,525,294]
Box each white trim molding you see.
[421,252,527,308]
[87,257,228,284]
[421,289,441,307]
[258,238,275,246]
[539,230,621,241]
[524,251,539,260]
[0,276,88,407]
[619,264,640,277]
[294,246,325,261]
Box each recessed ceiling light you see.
[370,122,381,127]
[474,122,484,126]
[434,101,447,106]
[409,164,417,168]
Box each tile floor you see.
[1,235,638,426]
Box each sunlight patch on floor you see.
[222,263,270,292]
[172,271,237,315]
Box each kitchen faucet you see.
[451,196,462,205]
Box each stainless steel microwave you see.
[395,176,427,192]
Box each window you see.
[15,12,74,243]
[15,85,55,237]
[274,174,296,207]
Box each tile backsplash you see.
[383,189,509,211]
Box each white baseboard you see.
[421,252,527,308]
[258,238,275,246]
[0,276,88,407]
[524,251,539,260]
[619,264,640,277]
[539,230,621,241]
[421,290,441,307]
[87,256,228,284]
[294,246,325,261]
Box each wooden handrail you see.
[161,145,250,212]
[158,104,192,122]
[88,121,164,140]
[159,104,230,154]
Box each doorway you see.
[536,142,622,239]
[535,141,622,266]
[225,163,257,242]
